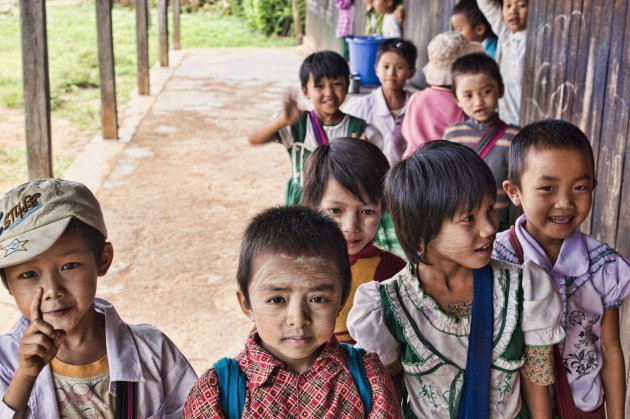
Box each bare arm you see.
[600,308,625,419]
[520,375,552,419]
[248,95,301,145]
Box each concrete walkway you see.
[0,47,303,373]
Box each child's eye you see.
[361,209,376,215]
[539,186,555,192]
[310,296,328,303]
[266,296,285,304]
[462,215,474,223]
[574,185,591,192]
[18,271,38,280]
[62,262,79,271]
[327,208,341,214]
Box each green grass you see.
[0,4,294,130]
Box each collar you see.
[349,243,379,265]
[514,215,589,276]
[429,85,452,93]
[373,87,409,117]
[510,30,527,42]
[467,114,500,130]
[240,333,348,388]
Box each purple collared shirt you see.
[493,215,630,412]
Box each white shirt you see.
[478,0,527,125]
[0,298,197,418]
[342,87,407,164]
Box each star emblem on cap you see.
[0,238,29,258]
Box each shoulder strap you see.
[309,110,329,145]
[475,120,508,159]
[289,111,309,144]
[508,225,524,264]
[214,357,247,419]
[114,382,138,419]
[340,343,373,415]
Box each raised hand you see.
[16,288,66,381]
[281,87,302,126]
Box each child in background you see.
[451,0,497,59]
[493,120,630,418]
[348,141,565,418]
[248,51,366,206]
[302,138,406,344]
[335,0,354,61]
[370,0,403,37]
[0,179,197,417]
[401,31,483,158]
[444,52,519,230]
[184,206,400,417]
[477,0,528,125]
[343,38,417,165]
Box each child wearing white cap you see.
[0,178,197,418]
[401,31,484,158]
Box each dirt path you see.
[0,47,303,374]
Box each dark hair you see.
[376,38,418,69]
[451,52,504,96]
[236,206,351,306]
[385,141,496,265]
[299,50,350,88]
[302,138,390,208]
[1,218,106,290]
[508,119,595,189]
[451,0,496,39]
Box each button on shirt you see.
[0,298,197,418]
[493,215,630,411]
[183,333,400,418]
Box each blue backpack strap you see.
[341,343,373,415]
[213,357,247,419]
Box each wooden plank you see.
[19,0,52,178]
[173,0,181,50]
[590,0,629,246]
[616,0,630,258]
[519,0,541,122]
[158,0,169,67]
[135,0,150,95]
[95,0,118,139]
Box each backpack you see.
[214,343,373,419]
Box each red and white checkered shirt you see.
[335,0,354,37]
[183,333,400,418]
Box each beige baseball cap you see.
[0,178,107,269]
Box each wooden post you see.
[95,0,118,139]
[136,0,150,95]
[173,0,181,50]
[292,0,303,45]
[158,0,169,66]
[19,0,53,179]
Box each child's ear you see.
[409,67,417,79]
[97,242,114,276]
[503,180,522,206]
[301,85,309,100]
[236,290,255,321]
[474,24,486,38]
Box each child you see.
[493,120,630,418]
[302,138,406,344]
[348,141,565,418]
[451,0,497,59]
[443,52,519,230]
[183,206,400,417]
[401,31,483,158]
[477,0,528,125]
[248,51,367,206]
[335,0,354,61]
[342,38,417,165]
[369,0,402,37]
[0,179,197,417]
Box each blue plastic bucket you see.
[347,36,388,86]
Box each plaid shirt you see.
[335,0,353,37]
[184,333,400,418]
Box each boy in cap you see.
[0,179,197,418]
[401,31,484,158]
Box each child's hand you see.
[281,89,302,126]
[394,5,404,22]
[15,288,65,382]
[351,132,368,141]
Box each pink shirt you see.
[401,86,465,158]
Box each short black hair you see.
[236,206,351,306]
[376,38,418,69]
[451,0,496,39]
[385,141,496,265]
[1,218,105,290]
[508,119,596,189]
[451,52,504,96]
[299,50,350,88]
[302,138,390,208]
